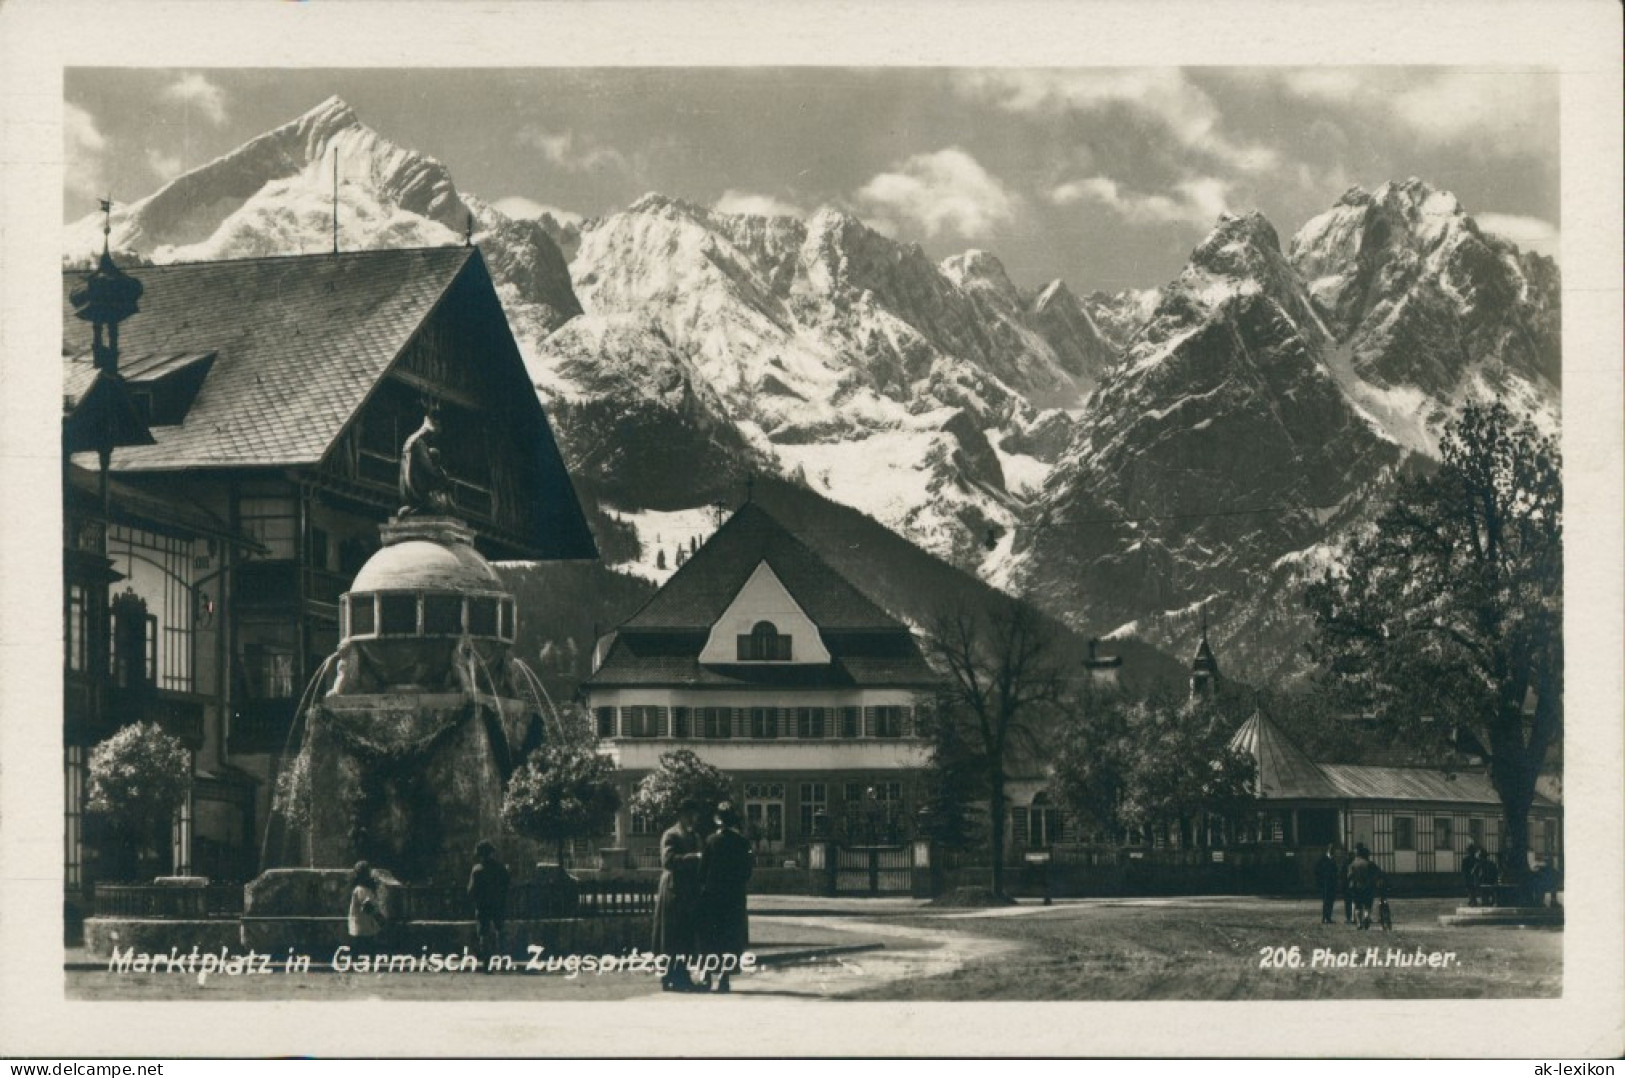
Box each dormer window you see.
[737,620,792,661]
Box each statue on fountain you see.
[399,408,456,516]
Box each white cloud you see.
[517,127,631,174]
[1261,68,1554,156]
[492,196,583,226]
[1475,212,1560,261]
[64,103,107,201]
[160,73,228,126]
[1389,72,1553,151]
[145,148,184,183]
[1051,175,1231,228]
[956,69,1278,174]
[714,189,805,219]
[855,148,1018,240]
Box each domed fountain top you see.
[341,516,515,646]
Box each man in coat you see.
[699,801,754,993]
[1462,842,1481,907]
[1314,844,1340,924]
[653,798,706,991]
[467,840,511,973]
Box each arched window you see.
[737,620,791,661]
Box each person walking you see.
[1339,846,1356,924]
[653,798,706,991]
[1346,844,1382,929]
[1462,843,1481,907]
[699,801,754,993]
[467,840,511,973]
[347,861,389,957]
[1314,844,1340,924]
[1474,851,1501,906]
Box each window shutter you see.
[656,706,669,738]
[1013,809,1030,848]
[732,707,746,739]
[900,706,914,738]
[864,706,877,738]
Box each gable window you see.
[737,620,792,661]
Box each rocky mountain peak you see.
[1189,211,1286,278]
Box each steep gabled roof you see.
[1229,710,1341,800]
[61,246,475,471]
[620,502,905,632]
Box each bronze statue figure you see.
[399,412,455,516]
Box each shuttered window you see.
[839,707,861,739]
[624,706,664,738]
[700,707,731,740]
[795,707,826,739]
[875,706,904,738]
[595,707,617,738]
[749,707,779,739]
[673,707,692,739]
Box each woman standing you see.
[653,798,705,991]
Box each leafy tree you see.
[1048,686,1133,841]
[925,602,1064,895]
[629,748,733,830]
[1116,697,1256,847]
[1050,691,1254,848]
[1306,401,1561,880]
[501,725,621,869]
[913,695,986,851]
[86,722,192,880]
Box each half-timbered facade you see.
[584,502,942,864]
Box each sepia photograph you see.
[2,0,1621,1060]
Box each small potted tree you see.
[86,722,192,883]
[629,749,733,836]
[502,730,621,917]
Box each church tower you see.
[1189,607,1220,702]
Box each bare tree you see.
[925,601,1064,896]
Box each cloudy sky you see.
[65,67,1558,292]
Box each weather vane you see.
[99,196,113,253]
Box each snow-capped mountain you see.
[549,193,1110,568]
[64,101,1560,682]
[1004,188,1560,678]
[1289,178,1560,453]
[64,96,582,334]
